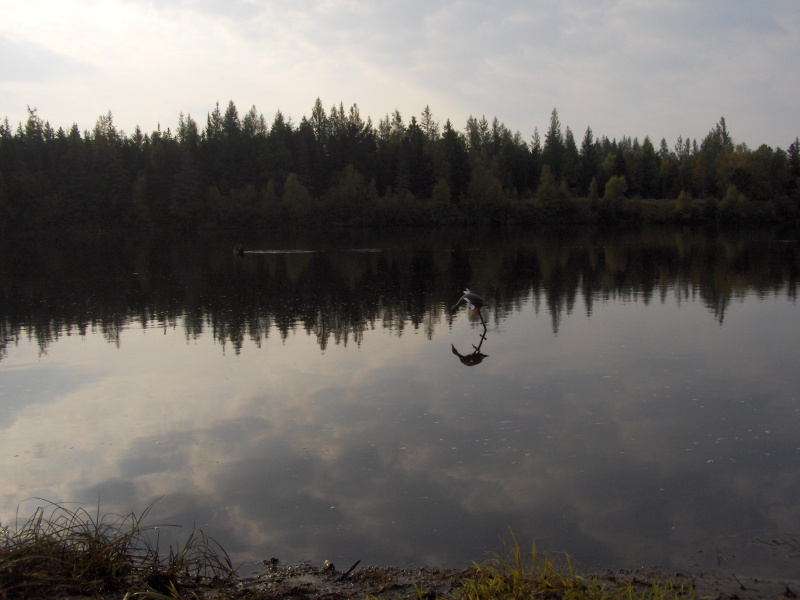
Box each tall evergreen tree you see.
[563,126,580,192]
[639,136,659,198]
[530,128,542,190]
[580,126,598,195]
[441,119,470,203]
[420,105,439,141]
[542,108,565,180]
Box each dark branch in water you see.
[334,558,361,582]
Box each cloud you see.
[1,1,799,167]
[0,35,86,84]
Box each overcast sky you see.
[1,0,798,149]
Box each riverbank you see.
[1,499,798,598]
[213,560,800,599]
[3,559,797,599]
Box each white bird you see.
[452,288,485,314]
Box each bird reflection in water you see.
[451,288,489,366]
[451,330,488,366]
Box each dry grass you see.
[2,505,792,599]
[0,498,234,599]
[460,530,696,600]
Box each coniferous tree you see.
[579,127,598,196]
[788,138,800,198]
[404,116,434,198]
[420,105,439,141]
[530,128,542,191]
[542,108,565,180]
[441,119,470,203]
[563,126,580,192]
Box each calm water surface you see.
[1,227,799,577]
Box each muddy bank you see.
[174,560,799,599]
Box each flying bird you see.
[451,288,485,315]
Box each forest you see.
[1,100,799,231]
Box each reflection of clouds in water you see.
[1,295,799,576]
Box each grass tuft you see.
[0,498,235,599]
[460,529,696,600]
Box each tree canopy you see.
[1,103,798,231]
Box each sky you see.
[1,0,798,150]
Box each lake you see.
[1,226,799,578]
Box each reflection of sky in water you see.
[1,291,799,577]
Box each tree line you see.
[1,100,799,230]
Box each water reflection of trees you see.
[1,227,798,359]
